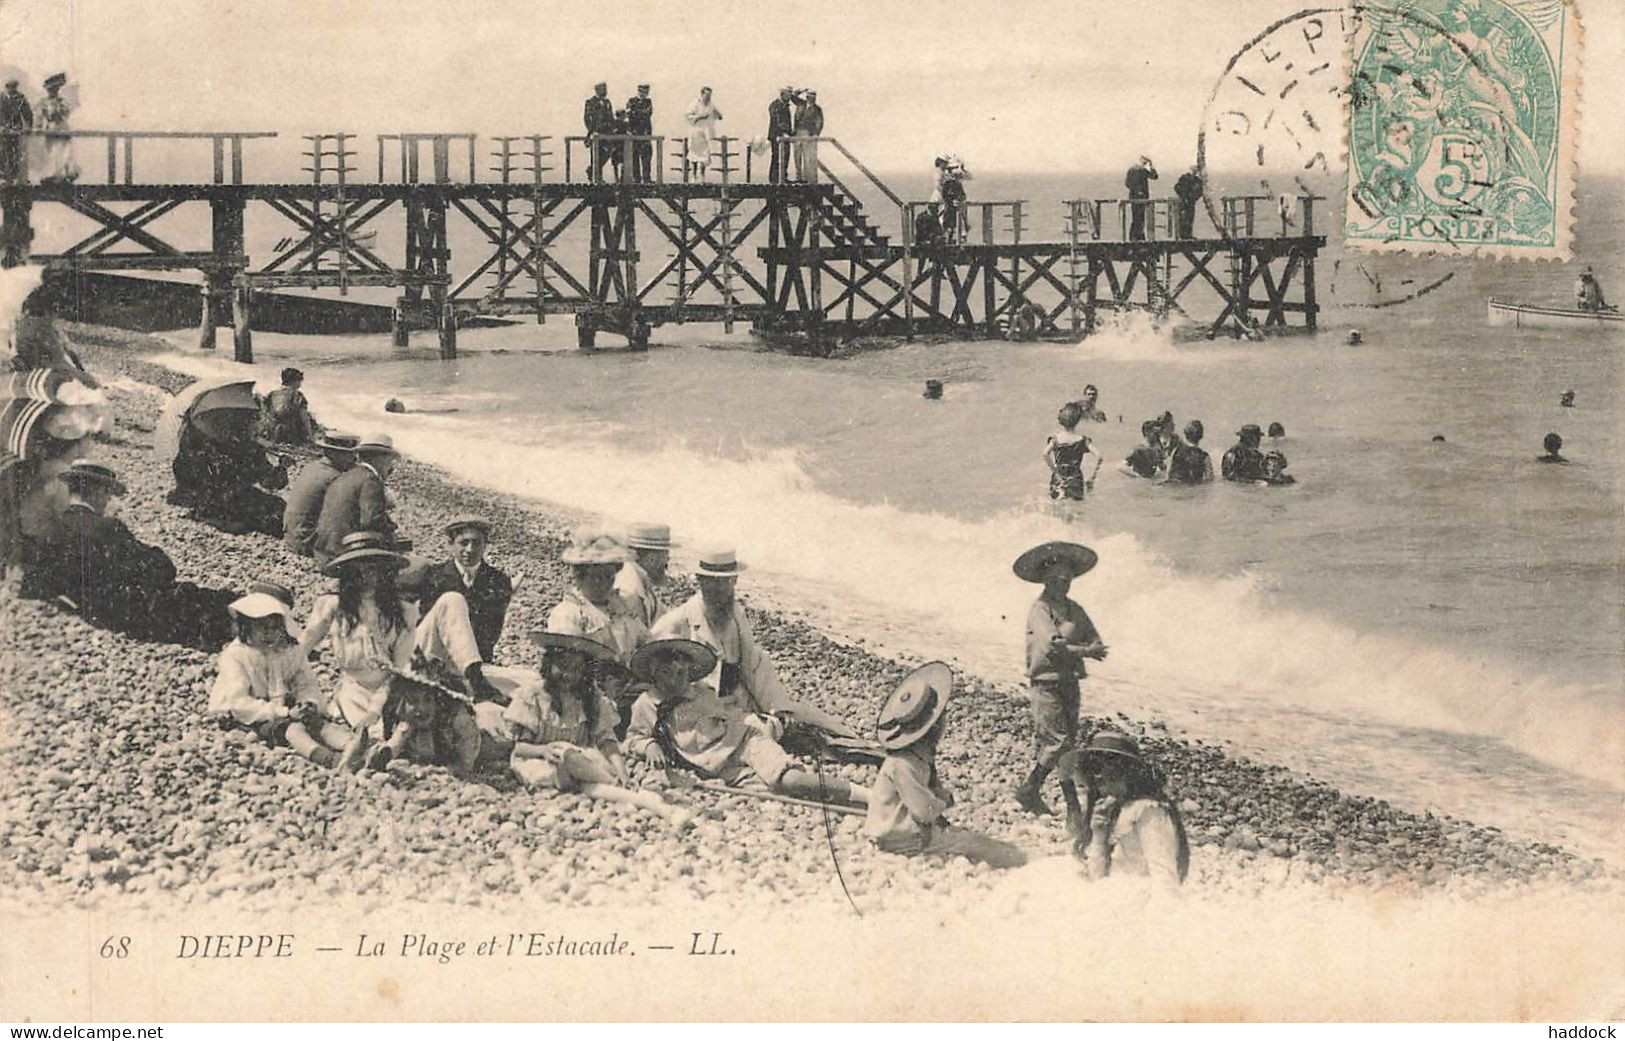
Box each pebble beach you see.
[0,321,1615,925]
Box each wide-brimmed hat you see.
[444,514,492,539]
[528,629,618,663]
[1236,424,1263,439]
[43,73,66,89]
[875,661,953,751]
[626,521,676,551]
[314,431,360,453]
[560,528,628,566]
[695,546,745,577]
[630,638,718,683]
[228,581,301,641]
[58,460,126,496]
[322,531,409,576]
[357,433,398,456]
[1072,730,1152,777]
[1012,541,1098,583]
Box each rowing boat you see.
[1486,297,1623,330]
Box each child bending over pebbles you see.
[625,638,869,808]
[505,630,694,828]
[207,582,355,768]
[865,662,1027,868]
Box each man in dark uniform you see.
[1174,165,1203,239]
[311,433,400,566]
[416,514,515,664]
[1222,424,1267,482]
[583,82,616,182]
[0,79,31,184]
[767,87,794,184]
[28,462,235,650]
[168,408,290,536]
[1125,155,1158,241]
[626,84,654,183]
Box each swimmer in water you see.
[1537,432,1567,464]
[1045,402,1102,500]
[1122,420,1165,479]
[1257,450,1295,485]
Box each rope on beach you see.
[816,746,862,918]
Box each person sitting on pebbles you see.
[1013,541,1106,817]
[652,546,857,738]
[169,404,290,537]
[282,431,359,558]
[208,581,355,769]
[866,661,1027,868]
[1063,730,1189,887]
[300,532,421,768]
[624,638,869,808]
[27,461,237,651]
[510,629,695,828]
[614,521,675,629]
[547,527,651,720]
[311,433,403,568]
[417,514,516,664]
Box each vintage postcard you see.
[0,0,1622,1025]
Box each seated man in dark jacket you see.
[415,514,515,663]
[28,462,235,650]
[169,408,289,536]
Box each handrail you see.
[822,137,903,209]
[0,129,278,139]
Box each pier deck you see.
[0,130,1324,359]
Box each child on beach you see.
[866,661,1027,868]
[208,581,354,768]
[625,638,869,808]
[507,630,694,828]
[1044,402,1101,501]
[1063,730,1189,887]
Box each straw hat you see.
[528,629,618,662]
[58,460,126,497]
[626,522,676,551]
[1012,541,1098,583]
[43,73,66,90]
[630,638,718,683]
[321,531,408,576]
[443,514,492,539]
[228,580,302,641]
[875,661,953,751]
[1236,424,1263,440]
[695,546,746,577]
[560,528,629,566]
[314,431,360,453]
[357,433,398,456]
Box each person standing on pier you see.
[1174,165,1203,239]
[1125,155,1158,241]
[584,82,616,182]
[767,87,794,183]
[626,84,654,183]
[684,87,722,178]
[0,79,31,185]
[1012,541,1106,817]
[792,89,823,184]
[35,73,77,184]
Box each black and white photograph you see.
[0,0,1621,1025]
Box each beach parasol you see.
[0,364,107,458]
[153,377,258,463]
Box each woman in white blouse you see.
[1067,730,1190,887]
[683,87,722,178]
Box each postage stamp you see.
[1343,0,1580,258]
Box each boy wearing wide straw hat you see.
[1012,541,1106,816]
[209,581,353,768]
[866,662,1026,868]
[625,638,869,808]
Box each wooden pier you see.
[0,129,1324,360]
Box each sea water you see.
[151,175,1625,858]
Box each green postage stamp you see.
[1344,0,1579,258]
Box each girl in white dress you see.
[1066,730,1190,887]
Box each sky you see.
[0,0,1620,178]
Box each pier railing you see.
[0,129,278,185]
